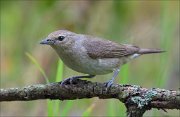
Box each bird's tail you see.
[138,48,165,54]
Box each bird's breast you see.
[53,39,133,75]
[57,49,126,75]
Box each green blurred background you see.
[0,0,179,116]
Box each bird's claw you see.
[105,79,114,89]
[60,77,75,86]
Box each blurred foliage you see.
[0,0,179,116]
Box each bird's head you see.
[40,30,76,48]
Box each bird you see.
[40,30,164,88]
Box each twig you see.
[0,80,179,117]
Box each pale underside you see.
[53,34,140,75]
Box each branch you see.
[0,80,179,117]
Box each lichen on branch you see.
[0,80,179,117]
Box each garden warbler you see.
[40,30,164,87]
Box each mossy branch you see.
[0,80,179,117]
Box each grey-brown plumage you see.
[40,30,164,87]
[83,35,164,59]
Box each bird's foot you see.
[60,77,76,86]
[60,75,95,86]
[105,79,114,89]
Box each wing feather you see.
[83,35,140,59]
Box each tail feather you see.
[138,48,165,54]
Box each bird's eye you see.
[57,36,65,41]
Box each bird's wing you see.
[83,35,140,59]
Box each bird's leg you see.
[105,69,120,88]
[60,75,95,86]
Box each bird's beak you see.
[40,38,55,45]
